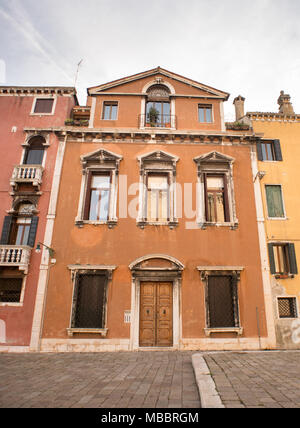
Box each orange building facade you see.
[27,68,276,352]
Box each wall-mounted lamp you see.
[254,170,266,182]
[35,242,55,258]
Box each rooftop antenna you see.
[74,59,83,88]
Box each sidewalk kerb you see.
[192,353,224,408]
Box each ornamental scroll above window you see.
[193,151,238,229]
[75,148,122,228]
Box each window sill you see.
[267,217,287,221]
[199,221,238,230]
[0,302,23,307]
[137,220,178,229]
[204,327,243,336]
[75,219,117,229]
[30,113,55,116]
[67,328,108,337]
[274,274,295,279]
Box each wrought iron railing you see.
[139,114,177,129]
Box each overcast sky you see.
[0,0,300,120]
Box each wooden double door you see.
[139,281,173,347]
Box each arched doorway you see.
[129,254,184,349]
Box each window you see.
[205,174,229,223]
[14,218,31,246]
[102,102,118,120]
[85,173,111,221]
[67,265,116,336]
[265,185,285,218]
[194,151,237,228]
[198,267,243,335]
[0,277,23,303]
[142,84,173,128]
[147,174,169,221]
[72,273,107,329]
[137,150,178,228]
[24,136,45,165]
[146,101,171,127]
[207,275,238,328]
[268,243,298,276]
[33,98,54,114]
[278,297,298,318]
[0,203,39,247]
[76,148,122,227]
[198,104,213,123]
[257,140,282,161]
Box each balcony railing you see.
[139,114,177,129]
[0,245,31,273]
[10,165,44,190]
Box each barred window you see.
[71,273,107,329]
[278,297,298,318]
[0,278,23,303]
[207,275,239,328]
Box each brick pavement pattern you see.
[204,351,300,408]
[0,351,200,408]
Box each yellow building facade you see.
[239,92,300,349]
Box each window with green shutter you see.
[268,243,298,276]
[265,185,285,218]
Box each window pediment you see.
[193,151,234,166]
[81,148,122,170]
[138,150,179,170]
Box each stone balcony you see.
[10,165,44,191]
[0,245,31,273]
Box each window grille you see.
[0,278,23,302]
[207,275,239,328]
[72,273,107,329]
[278,297,297,318]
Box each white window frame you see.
[67,265,116,337]
[136,150,179,228]
[30,96,57,116]
[75,148,122,228]
[0,275,27,307]
[277,296,299,319]
[194,151,238,229]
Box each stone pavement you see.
[0,351,200,408]
[203,351,300,408]
[1,350,300,409]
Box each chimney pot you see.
[278,91,294,115]
[233,95,245,121]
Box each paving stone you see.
[0,351,200,408]
[204,351,300,409]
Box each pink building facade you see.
[0,86,77,350]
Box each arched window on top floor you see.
[145,84,172,128]
[23,136,45,165]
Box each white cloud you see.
[0,0,299,113]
